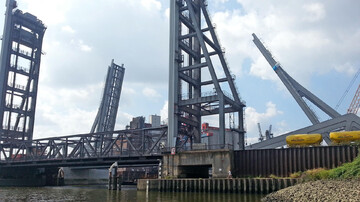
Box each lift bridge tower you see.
[168,0,246,150]
[0,0,46,144]
[91,60,125,134]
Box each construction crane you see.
[265,125,273,140]
[335,69,360,111]
[258,123,265,142]
[347,84,360,114]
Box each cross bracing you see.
[168,0,246,150]
[0,0,46,144]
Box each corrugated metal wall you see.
[234,146,359,177]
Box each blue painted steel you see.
[273,65,278,71]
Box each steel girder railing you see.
[0,127,168,162]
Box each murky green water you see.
[0,185,264,201]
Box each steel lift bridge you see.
[168,0,246,150]
[249,33,360,149]
[90,59,125,151]
[0,1,166,168]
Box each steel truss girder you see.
[0,127,168,163]
[248,113,360,149]
[252,33,340,124]
[168,0,245,149]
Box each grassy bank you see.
[293,155,360,181]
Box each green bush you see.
[327,155,360,179]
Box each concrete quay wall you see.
[162,149,233,178]
[138,178,299,194]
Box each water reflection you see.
[0,186,263,202]
[141,191,264,202]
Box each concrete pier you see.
[137,178,299,194]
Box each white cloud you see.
[34,84,103,138]
[245,102,283,138]
[213,0,360,86]
[334,62,358,76]
[303,3,326,22]
[141,0,162,11]
[61,25,75,34]
[21,0,72,25]
[78,40,92,52]
[249,56,277,81]
[115,111,134,130]
[165,8,170,19]
[69,39,92,52]
[160,101,168,123]
[215,0,229,3]
[142,87,161,99]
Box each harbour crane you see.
[265,125,273,140]
[258,123,265,142]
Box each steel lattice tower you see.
[91,60,125,133]
[168,0,246,150]
[0,0,46,143]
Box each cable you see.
[335,68,360,110]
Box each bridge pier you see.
[108,162,121,190]
[56,167,64,186]
[162,149,233,179]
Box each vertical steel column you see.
[168,0,180,148]
[168,0,246,150]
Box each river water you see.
[0,185,264,201]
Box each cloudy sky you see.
[1,0,359,144]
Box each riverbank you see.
[262,180,360,201]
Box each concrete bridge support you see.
[162,149,233,178]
